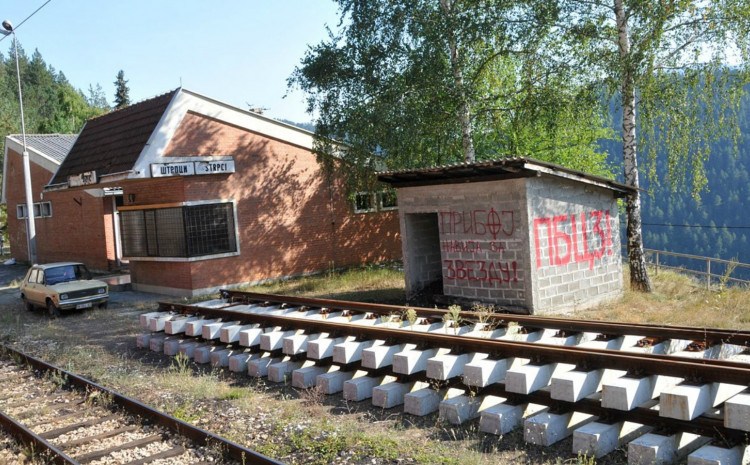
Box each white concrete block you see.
[178,342,206,359]
[724,392,750,432]
[260,330,300,352]
[308,336,355,360]
[343,375,396,402]
[393,348,449,375]
[524,411,596,446]
[629,432,711,465]
[573,421,652,458]
[506,362,575,394]
[439,394,482,425]
[602,375,682,410]
[228,352,260,372]
[210,349,241,368]
[552,368,627,402]
[220,324,257,343]
[427,352,487,381]
[688,444,749,465]
[164,316,199,335]
[317,370,356,394]
[185,319,218,337]
[372,381,429,409]
[268,360,306,383]
[136,333,152,349]
[333,339,384,364]
[194,345,222,364]
[479,403,547,436]
[463,358,510,387]
[148,313,179,332]
[147,334,167,352]
[163,339,189,356]
[661,382,747,421]
[292,365,332,389]
[202,321,238,340]
[362,343,415,369]
[283,333,326,356]
[139,311,168,329]
[404,388,442,416]
[248,355,282,377]
[239,326,266,347]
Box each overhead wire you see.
[0,0,54,43]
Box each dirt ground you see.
[0,264,630,465]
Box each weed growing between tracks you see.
[1,266,748,464]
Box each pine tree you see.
[113,70,130,109]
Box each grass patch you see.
[243,264,406,303]
[573,268,750,329]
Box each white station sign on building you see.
[150,158,235,178]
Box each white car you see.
[20,262,109,317]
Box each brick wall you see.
[526,177,622,313]
[396,179,531,309]
[123,112,401,294]
[4,148,112,269]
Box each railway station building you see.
[379,159,635,314]
[2,88,401,296]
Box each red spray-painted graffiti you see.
[439,208,515,239]
[533,210,613,270]
[444,259,519,284]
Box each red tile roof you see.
[50,90,177,185]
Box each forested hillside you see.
[606,90,750,266]
[0,44,108,140]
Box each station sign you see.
[68,171,97,187]
[195,160,236,175]
[150,158,235,178]
[150,162,195,178]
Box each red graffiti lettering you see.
[533,209,614,270]
[443,259,519,286]
[439,208,516,238]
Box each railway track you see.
[0,344,281,465]
[139,291,750,465]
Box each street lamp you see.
[1,20,37,264]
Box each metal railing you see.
[627,247,750,288]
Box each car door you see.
[24,268,44,305]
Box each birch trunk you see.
[616,0,652,291]
[440,0,476,163]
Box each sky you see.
[0,0,341,124]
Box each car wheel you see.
[98,301,108,310]
[22,295,34,311]
[46,299,61,318]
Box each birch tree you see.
[290,0,612,191]
[557,0,750,291]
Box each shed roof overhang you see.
[377,157,636,198]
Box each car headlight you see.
[97,288,106,294]
[60,293,69,300]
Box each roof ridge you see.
[86,88,179,124]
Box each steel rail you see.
[161,301,750,386]
[0,344,283,465]
[220,290,750,347]
[0,410,78,465]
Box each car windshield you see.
[45,264,91,285]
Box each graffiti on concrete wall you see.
[439,208,519,287]
[533,209,613,270]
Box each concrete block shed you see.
[378,158,636,314]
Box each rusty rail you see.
[219,290,750,347]
[0,344,283,465]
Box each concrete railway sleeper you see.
[0,344,282,465]
[137,292,750,465]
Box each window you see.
[16,202,53,219]
[120,202,237,259]
[378,191,398,210]
[353,191,398,214]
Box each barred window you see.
[120,202,237,258]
